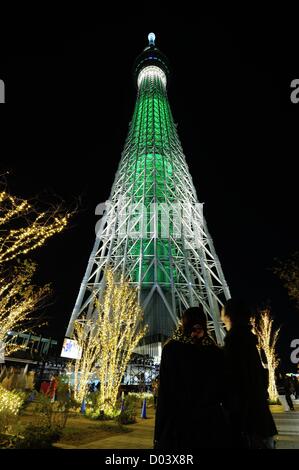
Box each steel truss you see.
[66,40,230,348]
[124,353,159,387]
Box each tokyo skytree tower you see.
[66,33,230,356]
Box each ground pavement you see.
[54,403,299,449]
[54,405,156,449]
[272,401,299,449]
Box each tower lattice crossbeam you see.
[66,33,230,354]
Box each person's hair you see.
[223,298,252,326]
[181,306,208,336]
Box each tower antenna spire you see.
[148,32,156,46]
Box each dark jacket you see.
[154,334,230,449]
[223,325,277,442]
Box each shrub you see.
[128,392,154,407]
[0,432,18,449]
[32,392,53,427]
[86,390,101,410]
[53,376,77,428]
[14,424,62,449]
[85,407,120,421]
[0,386,25,433]
[268,398,281,405]
[85,392,121,420]
[115,394,138,425]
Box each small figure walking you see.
[284,375,295,411]
[152,376,159,409]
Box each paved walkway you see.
[55,406,155,449]
[272,402,299,449]
[55,404,299,449]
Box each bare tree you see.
[0,189,69,265]
[274,252,299,310]
[0,261,50,355]
[251,308,280,402]
[71,269,147,413]
[0,187,71,354]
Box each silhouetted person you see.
[276,371,292,411]
[221,299,277,449]
[154,306,231,449]
[284,375,295,411]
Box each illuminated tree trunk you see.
[71,319,102,405]
[274,252,299,310]
[251,308,280,402]
[0,190,69,264]
[71,269,147,413]
[0,261,50,354]
[96,269,147,414]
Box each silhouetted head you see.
[181,306,208,336]
[221,298,252,330]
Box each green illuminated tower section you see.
[66,33,230,357]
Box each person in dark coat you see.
[152,376,159,409]
[221,299,278,449]
[154,306,231,449]
[284,375,295,411]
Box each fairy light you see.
[0,190,70,352]
[251,308,280,402]
[0,191,69,265]
[274,253,299,309]
[70,269,147,413]
[0,261,50,353]
[0,385,24,415]
[71,319,102,405]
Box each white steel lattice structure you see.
[66,33,231,353]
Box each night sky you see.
[1,17,298,370]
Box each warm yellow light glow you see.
[0,385,24,415]
[0,190,71,353]
[251,308,280,402]
[0,191,69,265]
[0,261,50,354]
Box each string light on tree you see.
[251,308,280,402]
[71,318,102,406]
[0,188,71,354]
[96,269,147,414]
[0,385,24,415]
[0,261,50,355]
[70,268,147,414]
[0,190,69,265]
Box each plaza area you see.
[51,403,299,449]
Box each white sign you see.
[0,80,4,103]
[61,338,82,360]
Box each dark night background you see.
[0,16,298,370]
